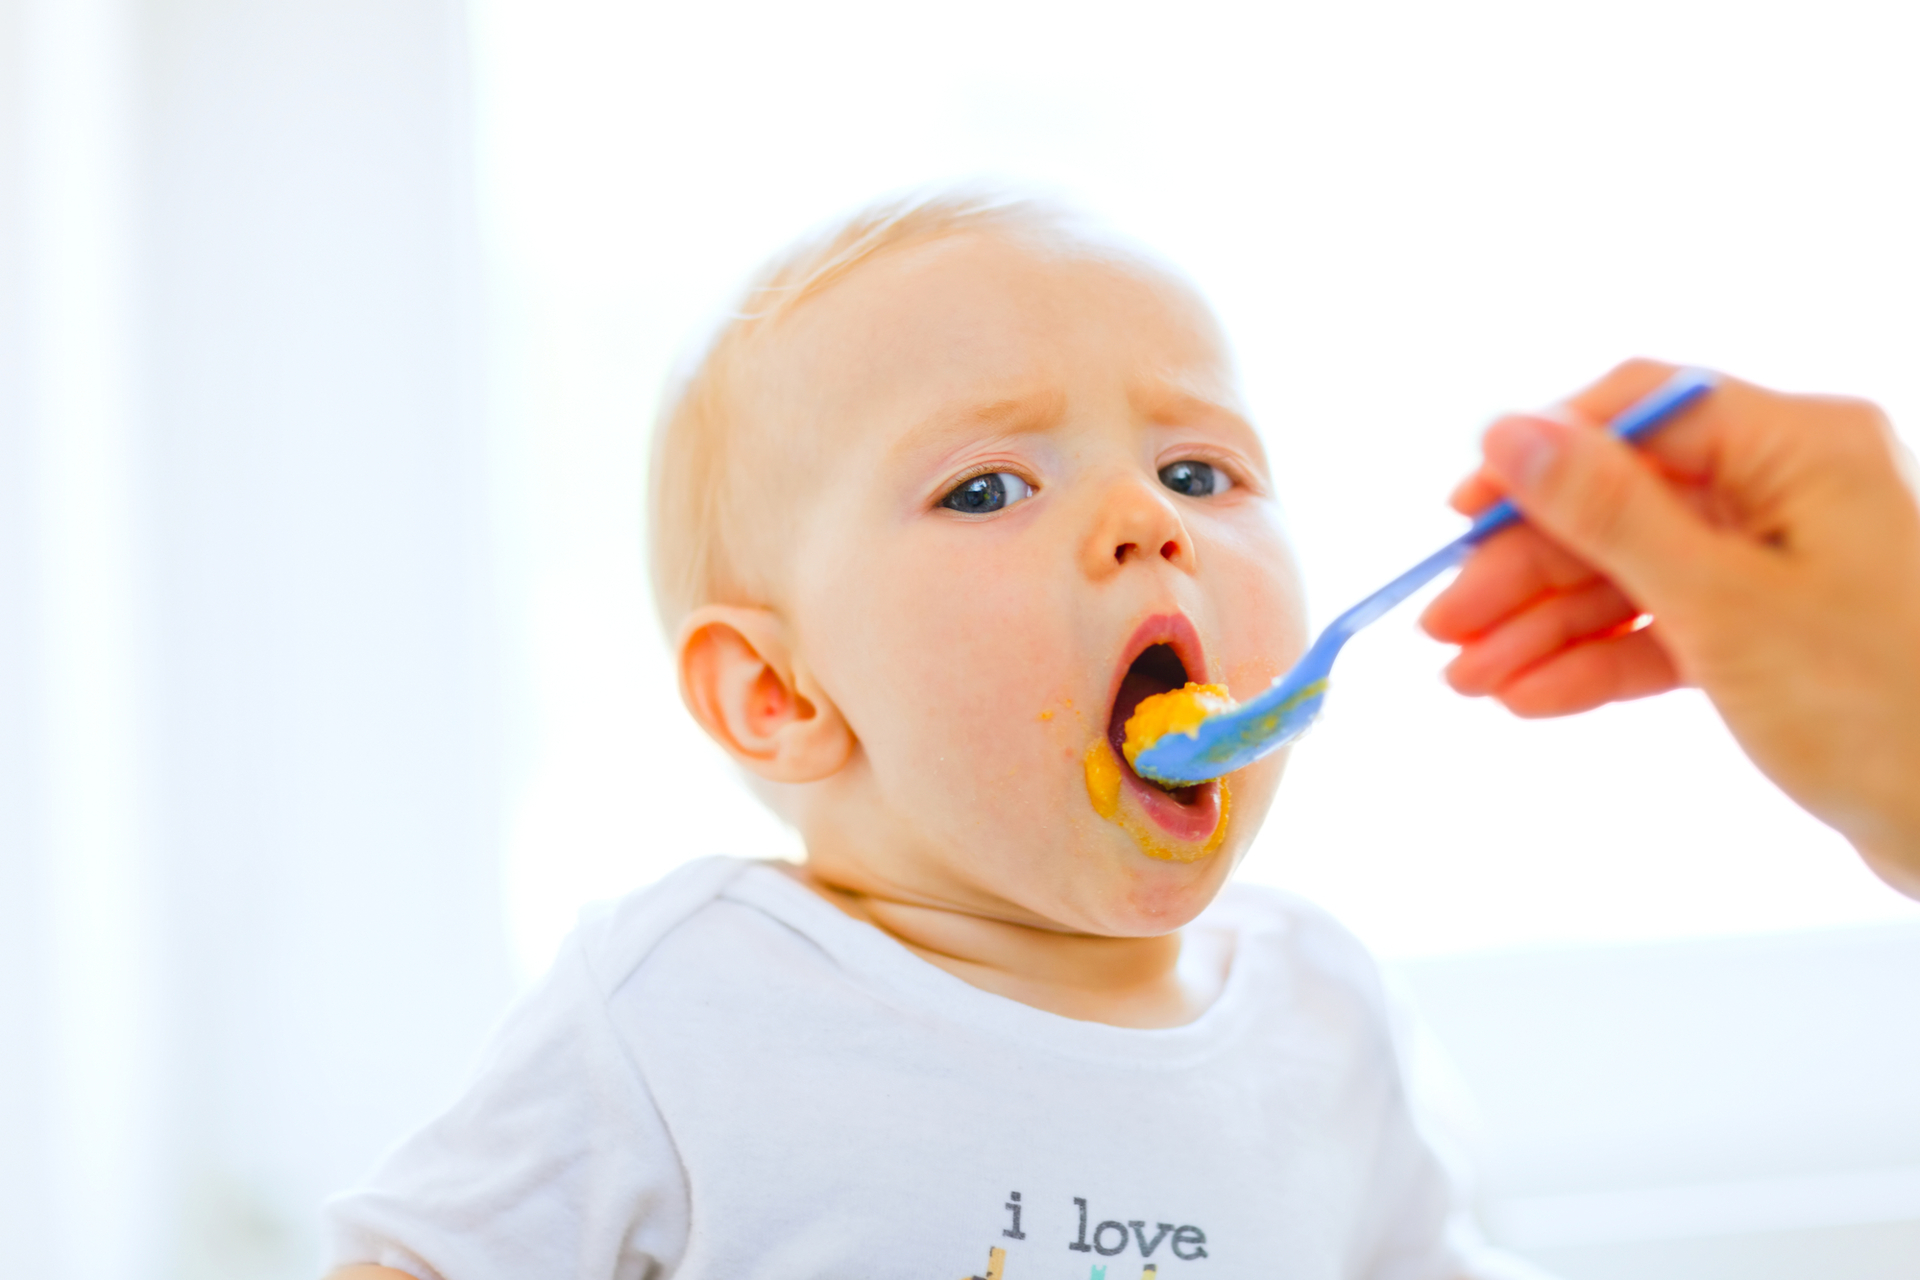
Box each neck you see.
[788,863,1227,1030]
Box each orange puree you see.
[1082,742,1231,864]
[1120,682,1236,769]
[1084,741,1123,817]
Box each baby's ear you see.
[675,605,854,784]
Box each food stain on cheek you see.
[1037,695,1077,724]
[1082,743,1231,864]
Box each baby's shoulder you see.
[565,854,764,996]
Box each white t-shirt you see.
[325,857,1537,1280]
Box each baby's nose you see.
[1082,475,1195,579]
[1115,535,1182,565]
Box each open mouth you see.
[1108,644,1206,806]
[1099,616,1225,847]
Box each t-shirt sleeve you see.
[322,929,690,1280]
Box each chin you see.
[1072,746,1282,937]
[1070,837,1241,937]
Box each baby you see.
[324,192,1531,1279]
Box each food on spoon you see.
[1121,681,1237,770]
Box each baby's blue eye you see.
[940,472,1034,514]
[1158,460,1231,497]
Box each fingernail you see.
[1484,416,1564,492]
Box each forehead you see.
[746,232,1241,446]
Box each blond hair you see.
[647,188,1104,633]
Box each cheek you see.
[810,524,1078,797]
[1199,523,1307,840]
[1208,523,1308,689]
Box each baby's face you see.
[768,233,1306,935]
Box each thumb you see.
[1482,413,1724,611]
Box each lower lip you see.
[1123,759,1223,842]
[1083,743,1229,859]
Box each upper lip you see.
[1107,613,1208,714]
[1104,614,1209,777]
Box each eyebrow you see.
[1128,380,1258,438]
[889,387,1070,465]
[1130,379,1275,489]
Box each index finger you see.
[1443,360,1702,516]
[1445,358,1779,523]
[1561,358,1786,484]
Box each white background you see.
[474,0,1920,973]
[6,2,1919,1277]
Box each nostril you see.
[1114,542,1135,563]
[1159,540,1180,561]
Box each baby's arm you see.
[328,1269,413,1279]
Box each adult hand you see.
[1421,359,1920,897]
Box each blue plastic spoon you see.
[1131,367,1719,786]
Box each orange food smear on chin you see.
[1082,743,1231,864]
